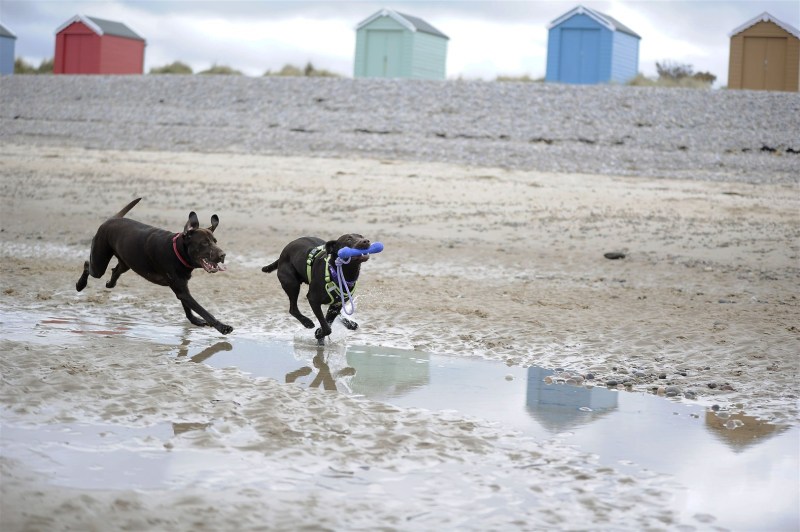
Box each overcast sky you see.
[3,1,799,84]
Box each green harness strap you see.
[306,245,357,306]
[306,245,325,285]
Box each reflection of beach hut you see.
[727,12,800,92]
[54,14,145,74]
[0,22,16,75]
[545,5,640,84]
[526,367,618,432]
[354,9,448,79]
[347,346,430,399]
[704,410,787,452]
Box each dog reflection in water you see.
[286,350,356,391]
[174,340,233,363]
[174,339,355,391]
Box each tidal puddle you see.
[3,309,798,530]
[2,422,179,490]
[178,338,800,531]
[1,419,317,491]
[1,308,186,345]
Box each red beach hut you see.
[54,14,145,74]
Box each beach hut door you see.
[366,30,402,77]
[743,37,787,90]
[64,34,93,73]
[560,28,600,84]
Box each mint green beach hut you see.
[354,9,449,79]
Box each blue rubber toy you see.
[337,242,384,259]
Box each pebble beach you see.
[2,75,799,182]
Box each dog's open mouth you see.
[201,259,226,273]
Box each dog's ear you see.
[209,214,219,233]
[183,211,200,235]
[325,240,338,255]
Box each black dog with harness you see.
[262,234,372,343]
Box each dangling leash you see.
[334,242,384,316]
[334,256,357,316]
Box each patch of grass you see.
[263,62,340,77]
[14,57,53,74]
[628,61,717,89]
[495,74,544,83]
[627,74,714,89]
[198,64,243,75]
[150,61,193,74]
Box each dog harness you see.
[306,245,357,306]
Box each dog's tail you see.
[112,198,142,219]
[262,260,279,273]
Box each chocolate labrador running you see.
[75,198,233,334]
[262,234,371,342]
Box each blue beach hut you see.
[0,22,17,75]
[545,5,640,84]
[354,9,448,79]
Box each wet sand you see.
[1,143,799,529]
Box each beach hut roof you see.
[0,22,17,39]
[548,5,640,38]
[55,14,145,41]
[728,12,800,39]
[357,9,449,39]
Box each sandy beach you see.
[1,77,799,530]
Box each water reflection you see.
[290,342,358,392]
[191,342,232,363]
[173,338,788,456]
[177,335,361,393]
[704,409,788,452]
[287,348,357,391]
[525,367,617,432]
[17,312,794,466]
[347,348,430,399]
[285,365,314,383]
[5,306,798,532]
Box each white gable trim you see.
[729,12,800,39]
[55,14,103,36]
[356,9,417,32]
[547,5,615,32]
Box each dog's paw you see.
[314,327,329,340]
[301,317,315,329]
[215,323,233,335]
[340,317,359,331]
